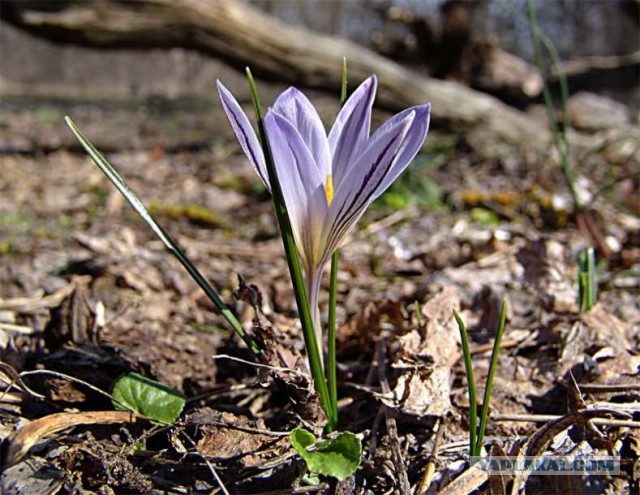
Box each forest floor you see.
[0,91,638,494]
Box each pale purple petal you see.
[264,111,329,267]
[272,88,331,179]
[372,104,431,198]
[323,111,415,257]
[328,76,377,189]
[216,80,269,190]
[305,266,324,363]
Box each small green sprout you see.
[578,247,598,312]
[454,299,507,458]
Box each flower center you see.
[324,174,334,205]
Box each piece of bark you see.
[0,0,549,158]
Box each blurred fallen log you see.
[459,46,638,108]
[370,1,537,105]
[368,1,543,106]
[555,50,640,93]
[472,45,542,105]
[0,0,550,158]
[372,2,639,107]
[567,92,631,132]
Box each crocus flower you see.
[217,76,430,363]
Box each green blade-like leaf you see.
[112,372,185,424]
[326,58,349,430]
[65,117,260,356]
[578,247,597,312]
[290,428,362,481]
[476,299,507,456]
[454,309,477,457]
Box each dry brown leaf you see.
[511,408,630,492]
[436,462,488,495]
[384,289,460,417]
[420,286,461,369]
[559,303,633,378]
[515,239,578,313]
[391,365,451,417]
[0,283,78,313]
[3,411,138,468]
[488,443,512,495]
[580,303,630,353]
[184,408,288,468]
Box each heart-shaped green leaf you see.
[112,372,185,424]
[290,428,362,481]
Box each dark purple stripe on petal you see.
[216,81,270,190]
[373,104,431,198]
[325,129,406,254]
[228,108,269,186]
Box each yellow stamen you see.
[324,174,334,205]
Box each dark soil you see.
[0,93,638,494]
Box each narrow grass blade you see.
[326,58,349,426]
[65,117,261,356]
[579,247,597,312]
[454,309,477,457]
[587,250,597,308]
[476,299,507,456]
[327,250,339,425]
[527,0,582,212]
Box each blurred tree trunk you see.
[0,0,550,157]
[619,0,640,24]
